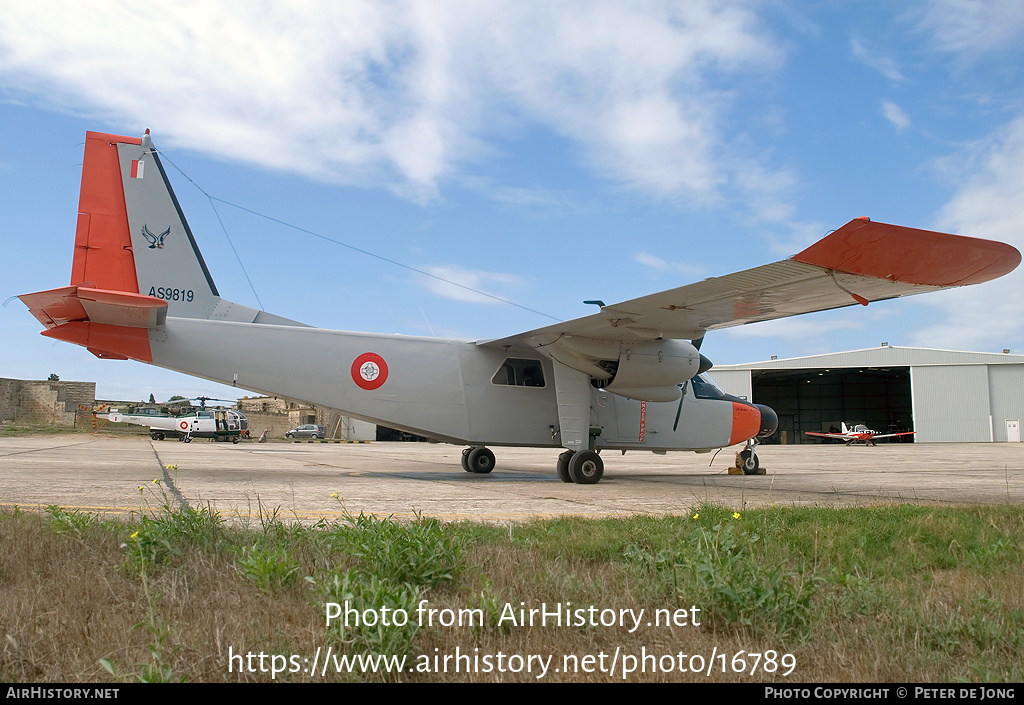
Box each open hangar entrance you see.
[709,346,1024,445]
[750,367,912,445]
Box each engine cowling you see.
[537,335,705,402]
[602,339,700,401]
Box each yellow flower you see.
[137,486,144,491]
[733,512,741,519]
[692,512,699,519]
[130,531,139,539]
[330,492,338,498]
[152,479,160,484]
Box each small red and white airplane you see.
[806,423,915,446]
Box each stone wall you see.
[0,378,96,426]
[237,395,375,440]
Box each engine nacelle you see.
[603,339,700,400]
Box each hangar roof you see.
[715,345,1024,371]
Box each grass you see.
[0,502,1022,682]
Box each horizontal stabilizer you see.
[19,285,166,362]
[40,320,153,362]
[20,285,167,329]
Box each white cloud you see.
[881,100,911,132]
[850,38,905,82]
[633,252,706,278]
[418,264,525,304]
[915,0,1024,57]
[0,0,784,204]
[912,114,1024,351]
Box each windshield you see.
[689,373,726,400]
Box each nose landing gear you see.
[732,439,764,475]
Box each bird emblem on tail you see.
[142,224,170,249]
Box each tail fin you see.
[20,130,305,362]
[75,130,220,319]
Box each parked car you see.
[286,424,326,439]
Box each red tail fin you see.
[71,131,143,292]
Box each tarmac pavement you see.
[1,434,1021,523]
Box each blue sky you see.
[2,1,1023,403]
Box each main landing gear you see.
[461,446,496,474]
[459,446,605,484]
[556,450,604,484]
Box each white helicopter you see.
[106,397,249,443]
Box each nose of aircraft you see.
[729,402,762,445]
[755,404,779,438]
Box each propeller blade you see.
[673,380,689,432]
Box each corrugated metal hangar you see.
[711,345,1024,444]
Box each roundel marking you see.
[351,352,389,391]
[180,421,189,430]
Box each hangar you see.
[709,345,1024,444]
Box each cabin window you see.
[491,358,546,387]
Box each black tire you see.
[568,450,603,484]
[740,448,759,475]
[467,446,495,474]
[556,450,574,483]
[286,433,294,439]
[184,437,192,444]
[461,447,473,472]
[232,436,239,444]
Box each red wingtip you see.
[793,218,1021,287]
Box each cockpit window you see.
[492,358,546,387]
[689,373,726,400]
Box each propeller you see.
[675,335,711,432]
[672,380,688,432]
[191,396,236,410]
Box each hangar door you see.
[752,367,913,444]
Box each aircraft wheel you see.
[740,448,759,475]
[467,446,495,474]
[232,436,239,444]
[556,450,574,483]
[568,450,603,484]
[461,447,473,472]
[184,437,192,444]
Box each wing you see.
[805,432,848,439]
[485,218,1020,348]
[869,431,916,439]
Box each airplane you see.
[806,423,915,446]
[19,130,1022,484]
